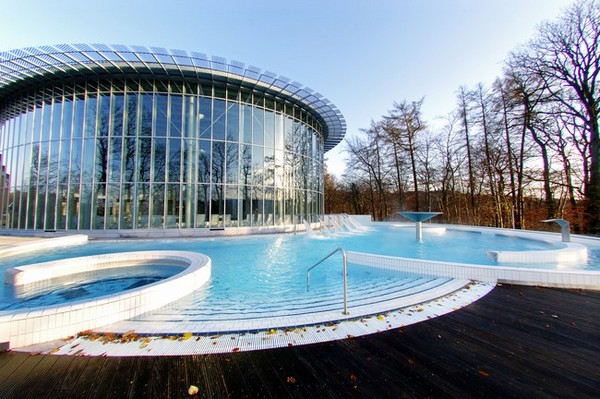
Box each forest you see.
[325,0,600,234]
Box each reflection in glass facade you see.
[0,45,345,231]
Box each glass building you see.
[0,44,345,231]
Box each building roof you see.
[0,44,346,151]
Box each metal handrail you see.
[306,247,349,315]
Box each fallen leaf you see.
[478,370,491,377]
[182,332,193,340]
[287,376,297,384]
[376,315,385,321]
[188,385,199,395]
[350,373,358,383]
[232,347,240,352]
[407,358,416,365]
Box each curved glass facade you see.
[0,76,327,230]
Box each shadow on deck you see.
[0,284,598,398]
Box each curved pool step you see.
[133,275,443,321]
[100,276,475,335]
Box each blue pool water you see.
[1,265,180,311]
[1,225,599,318]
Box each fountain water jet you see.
[399,212,442,241]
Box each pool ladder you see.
[306,247,349,315]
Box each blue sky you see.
[0,0,575,176]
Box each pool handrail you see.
[306,247,349,315]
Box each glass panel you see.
[111,95,124,137]
[284,116,294,151]
[155,95,168,136]
[212,99,226,140]
[126,79,139,93]
[274,187,283,225]
[140,93,153,136]
[168,138,181,182]
[199,97,212,139]
[155,80,169,93]
[240,184,251,226]
[226,102,239,142]
[58,139,71,188]
[227,86,239,101]
[61,97,73,141]
[196,184,209,228]
[122,136,136,182]
[136,183,150,228]
[275,113,284,150]
[264,110,274,148]
[239,144,252,185]
[214,86,226,99]
[242,105,252,144]
[84,96,97,138]
[275,149,284,187]
[182,139,195,183]
[138,137,152,182]
[210,184,224,228]
[181,179,195,228]
[79,184,92,229]
[93,183,105,229]
[252,146,264,186]
[153,137,166,182]
[22,144,32,188]
[125,93,138,136]
[225,142,238,184]
[97,94,110,137]
[95,136,109,183]
[264,187,274,226]
[151,184,164,227]
[120,182,134,229]
[73,95,85,139]
[169,95,183,137]
[198,140,211,183]
[165,183,179,228]
[225,185,238,227]
[25,153,37,228]
[264,147,275,187]
[253,107,264,146]
[212,141,225,184]
[106,183,120,229]
[33,103,43,143]
[251,185,263,226]
[51,100,61,141]
[109,137,122,182]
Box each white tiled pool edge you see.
[0,251,211,350]
[0,234,88,258]
[347,251,600,289]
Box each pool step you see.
[105,276,474,334]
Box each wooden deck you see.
[0,284,598,398]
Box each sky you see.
[0,0,576,177]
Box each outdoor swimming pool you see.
[2,224,599,319]
[2,222,600,352]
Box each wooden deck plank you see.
[0,285,598,398]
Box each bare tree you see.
[510,0,600,231]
